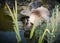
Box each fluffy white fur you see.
[28,6,50,27]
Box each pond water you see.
[0,30,27,43]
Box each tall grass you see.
[38,5,60,43]
[6,0,21,43]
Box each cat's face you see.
[25,6,50,30]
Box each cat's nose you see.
[27,22,33,27]
[24,22,33,31]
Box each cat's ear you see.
[20,9,31,16]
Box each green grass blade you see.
[30,18,37,39]
[6,3,15,21]
[6,0,21,43]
